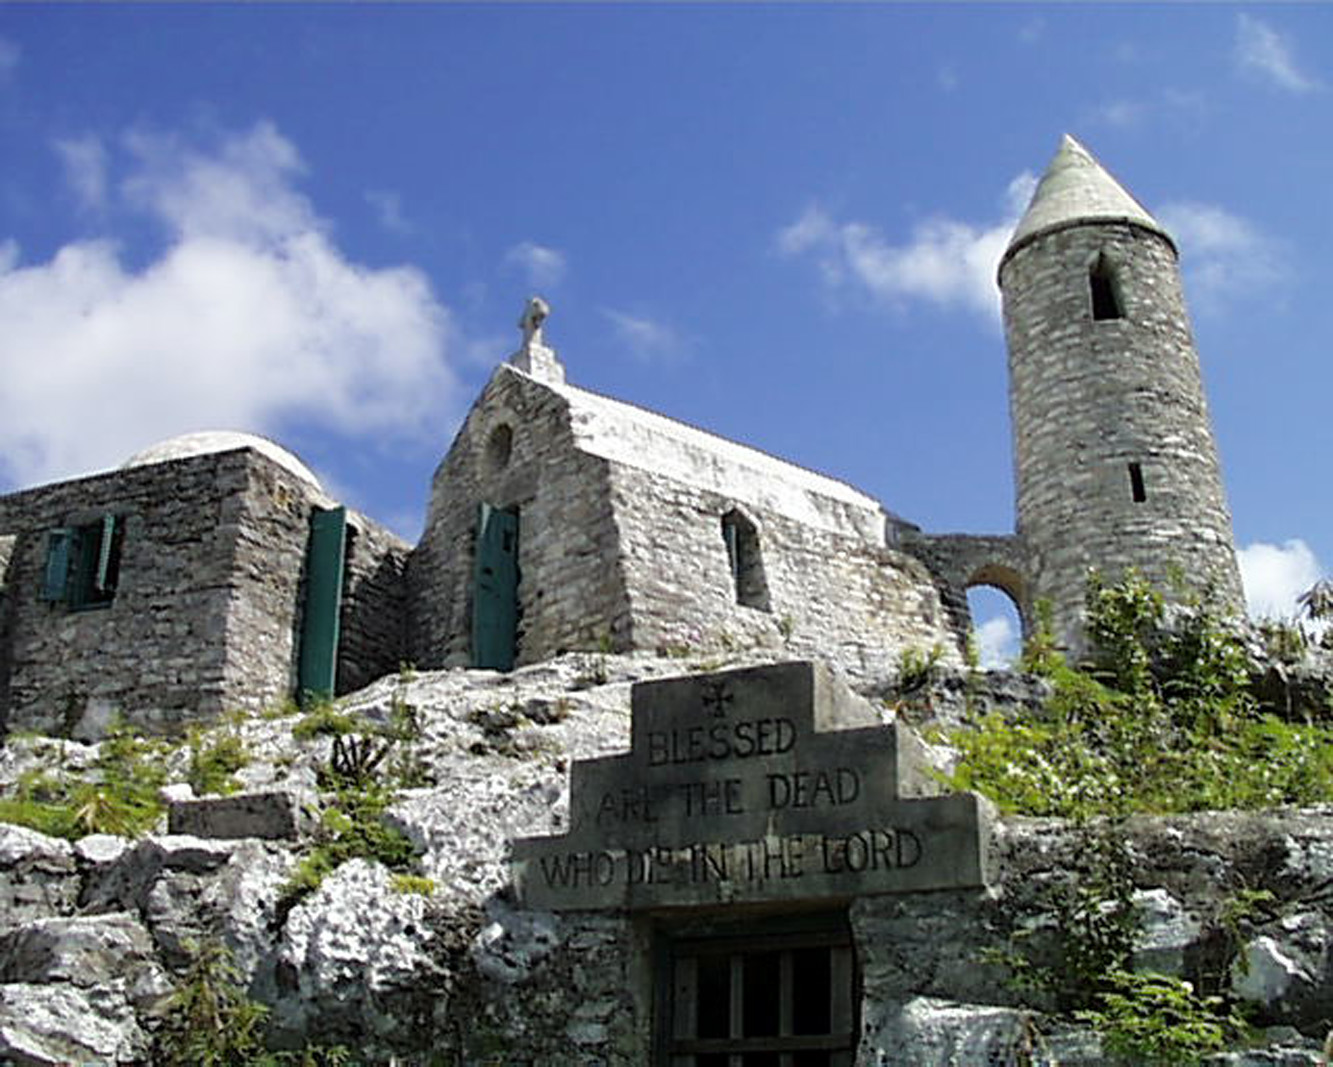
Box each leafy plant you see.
[0,718,169,839]
[942,571,1333,818]
[279,783,418,915]
[897,643,944,694]
[155,941,354,1066]
[1077,970,1236,1065]
[155,940,269,1066]
[390,873,436,896]
[187,727,249,796]
[292,701,363,741]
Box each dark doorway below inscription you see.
[656,911,857,1067]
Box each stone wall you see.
[608,463,964,686]
[408,365,963,686]
[217,456,325,717]
[0,448,405,733]
[0,454,248,735]
[900,530,1029,640]
[408,366,636,669]
[462,808,1333,1065]
[336,516,411,695]
[1001,221,1243,650]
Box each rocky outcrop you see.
[1,653,1332,1064]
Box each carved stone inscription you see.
[511,661,992,910]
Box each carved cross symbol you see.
[701,680,733,717]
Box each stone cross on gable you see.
[508,295,566,385]
[518,295,550,349]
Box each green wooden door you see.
[298,506,347,704]
[472,503,519,670]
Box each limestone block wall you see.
[1001,222,1243,649]
[460,809,1333,1064]
[336,516,411,695]
[0,448,403,732]
[900,531,1030,640]
[407,367,633,669]
[0,455,247,734]
[607,462,964,688]
[409,365,963,684]
[217,456,329,716]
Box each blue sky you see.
[0,5,1329,662]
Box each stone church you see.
[0,136,1243,736]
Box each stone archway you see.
[965,564,1028,668]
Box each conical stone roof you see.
[1002,135,1173,267]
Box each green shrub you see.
[942,571,1333,818]
[156,940,269,1066]
[187,728,249,796]
[292,702,363,741]
[279,784,418,913]
[0,719,169,839]
[1078,970,1237,1065]
[156,940,354,1066]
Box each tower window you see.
[721,508,770,612]
[1090,254,1124,320]
[1128,462,1146,503]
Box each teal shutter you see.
[94,513,117,594]
[42,528,74,602]
[472,503,519,671]
[298,506,347,705]
[723,516,740,580]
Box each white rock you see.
[1234,936,1313,1006]
[74,833,130,867]
[1132,887,1200,975]
[0,981,146,1065]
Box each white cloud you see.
[1235,14,1321,94]
[0,121,459,489]
[975,615,1019,669]
[777,172,1037,320]
[365,189,410,234]
[601,307,682,363]
[505,241,567,289]
[0,36,19,82]
[54,135,109,213]
[1238,540,1324,620]
[1156,201,1284,308]
[1090,100,1144,129]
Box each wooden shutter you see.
[94,513,118,594]
[472,503,519,671]
[298,506,347,704]
[42,528,74,602]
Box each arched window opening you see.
[486,423,514,471]
[721,509,770,612]
[966,584,1023,669]
[1090,254,1124,321]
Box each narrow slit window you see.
[1128,462,1146,503]
[1090,254,1124,321]
[720,509,771,612]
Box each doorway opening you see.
[656,911,857,1066]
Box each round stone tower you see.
[999,135,1243,649]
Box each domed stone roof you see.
[121,431,322,489]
